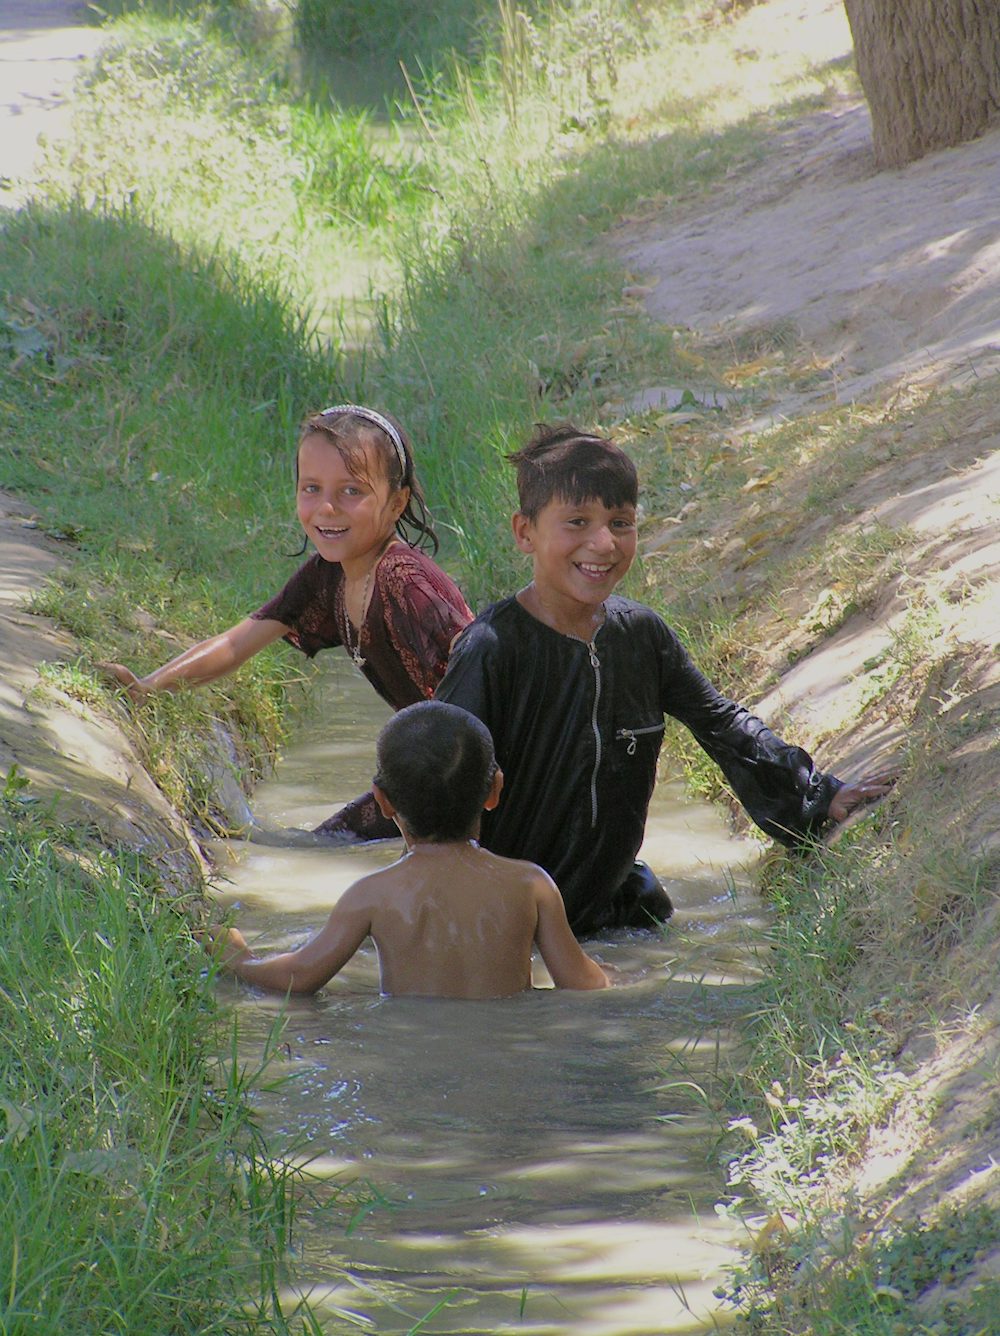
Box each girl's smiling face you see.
[296,431,408,576]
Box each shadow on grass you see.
[0,201,336,607]
[295,0,502,113]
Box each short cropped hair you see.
[373,701,498,842]
[506,422,638,519]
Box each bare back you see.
[355,842,541,998]
[220,838,609,998]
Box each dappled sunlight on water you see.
[211,659,766,1333]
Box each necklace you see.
[344,538,396,670]
[344,564,375,670]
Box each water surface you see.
[211,658,765,1334]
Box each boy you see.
[434,423,895,936]
[206,700,609,998]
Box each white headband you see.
[318,404,408,476]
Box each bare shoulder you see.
[487,851,558,896]
[336,862,404,914]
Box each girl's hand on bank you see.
[198,924,251,969]
[97,661,151,702]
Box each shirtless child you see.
[206,701,609,998]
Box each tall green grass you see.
[0,202,339,816]
[20,0,850,606]
[295,0,496,72]
[0,811,320,1333]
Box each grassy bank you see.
[6,0,999,1331]
[0,801,327,1333]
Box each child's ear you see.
[372,784,396,819]
[511,512,534,554]
[389,485,410,523]
[483,768,504,811]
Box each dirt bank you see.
[0,2,208,884]
[607,1,1000,1319]
[0,493,207,888]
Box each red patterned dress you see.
[252,543,473,839]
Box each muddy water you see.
[210,658,766,1335]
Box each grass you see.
[0,802,331,1334]
[0,201,336,828]
[712,803,1000,1332]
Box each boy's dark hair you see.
[373,701,498,842]
[506,422,638,519]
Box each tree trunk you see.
[844,0,1000,168]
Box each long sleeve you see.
[433,619,498,725]
[657,626,842,845]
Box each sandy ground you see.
[0,0,104,207]
[607,55,1000,804]
[612,92,1000,409]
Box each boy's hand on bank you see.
[828,769,897,824]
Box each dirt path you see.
[609,2,1000,821]
[612,92,1000,409]
[0,0,104,207]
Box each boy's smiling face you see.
[512,495,638,626]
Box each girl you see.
[102,405,473,841]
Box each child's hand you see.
[97,661,150,702]
[828,768,897,824]
[198,924,251,969]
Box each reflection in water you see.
[211,659,766,1334]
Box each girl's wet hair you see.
[373,701,498,842]
[506,421,638,519]
[297,405,439,553]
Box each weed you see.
[719,1200,1000,1334]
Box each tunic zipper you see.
[616,724,664,756]
[587,639,602,828]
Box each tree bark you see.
[844,0,1000,168]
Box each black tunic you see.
[435,595,842,933]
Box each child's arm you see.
[826,768,897,823]
[533,876,609,990]
[204,890,374,995]
[101,617,288,700]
